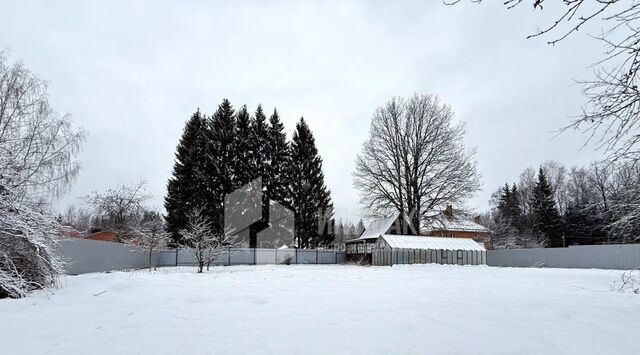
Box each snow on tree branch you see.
[180,207,241,273]
[0,186,63,298]
[1,52,84,298]
[126,213,171,272]
[354,94,480,232]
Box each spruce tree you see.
[335,221,345,244]
[531,167,564,247]
[265,108,290,206]
[207,99,236,234]
[233,105,254,188]
[496,184,511,218]
[289,118,334,248]
[510,184,522,220]
[164,109,211,244]
[356,219,365,236]
[249,104,269,182]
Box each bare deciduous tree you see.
[84,180,151,240]
[451,0,640,164]
[480,212,547,250]
[59,204,93,233]
[127,214,171,272]
[180,208,239,273]
[0,51,86,204]
[605,161,640,242]
[0,52,85,298]
[353,94,480,232]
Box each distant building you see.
[85,230,121,243]
[345,213,416,263]
[422,206,492,250]
[58,225,83,239]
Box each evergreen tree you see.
[207,99,236,234]
[249,104,269,182]
[531,168,564,247]
[289,118,334,248]
[335,221,345,244]
[496,183,523,229]
[233,105,254,188]
[509,183,522,223]
[496,184,511,217]
[564,203,606,245]
[356,219,365,236]
[265,108,290,206]
[347,221,358,239]
[164,110,211,243]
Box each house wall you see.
[423,230,493,250]
[84,230,120,243]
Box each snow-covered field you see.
[1,265,639,355]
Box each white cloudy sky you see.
[1,1,606,222]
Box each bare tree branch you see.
[353,94,480,232]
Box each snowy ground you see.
[1,265,639,355]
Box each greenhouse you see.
[372,235,486,266]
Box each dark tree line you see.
[164,99,334,248]
[487,161,640,249]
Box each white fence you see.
[56,238,346,275]
[158,248,345,267]
[487,244,640,270]
[56,238,155,275]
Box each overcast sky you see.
[1,1,606,222]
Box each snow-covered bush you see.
[0,194,63,298]
[180,208,239,273]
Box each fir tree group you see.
[530,168,564,247]
[164,100,334,248]
[492,168,565,248]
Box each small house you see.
[422,206,493,249]
[345,213,416,263]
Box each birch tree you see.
[353,94,480,232]
[0,52,85,297]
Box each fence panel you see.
[487,244,640,270]
[318,251,338,264]
[56,239,347,274]
[56,238,154,274]
[296,250,317,264]
[276,249,296,264]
